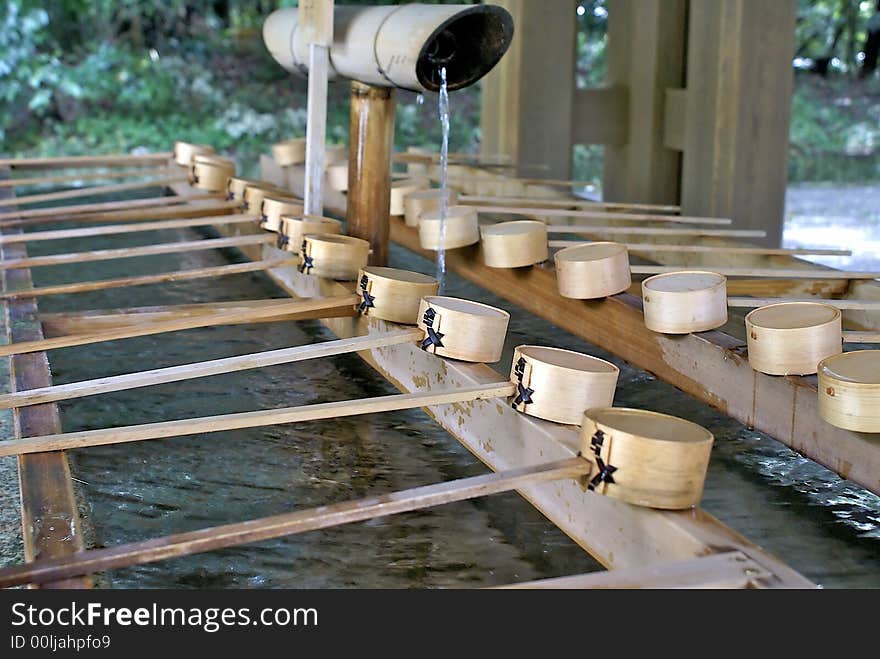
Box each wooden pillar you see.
[681,0,797,246]
[479,0,577,179]
[602,0,686,204]
[346,81,395,266]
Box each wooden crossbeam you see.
[0,258,299,300]
[0,294,357,357]
[0,328,421,408]
[496,552,770,589]
[0,153,173,169]
[0,177,188,208]
[0,458,586,588]
[0,194,225,224]
[474,205,730,225]
[0,383,516,457]
[0,168,166,189]
[0,213,253,245]
[0,234,274,270]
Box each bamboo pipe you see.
[0,167,167,189]
[471,205,730,226]
[0,152,173,169]
[0,328,422,409]
[0,294,358,358]
[630,265,880,280]
[0,234,275,271]
[548,240,851,257]
[0,193,224,224]
[727,297,880,311]
[0,176,188,208]
[346,81,395,266]
[0,383,516,457]
[0,457,586,588]
[0,258,299,300]
[0,201,241,230]
[459,194,681,214]
[0,213,254,245]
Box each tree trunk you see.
[861,1,880,78]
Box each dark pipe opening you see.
[416,6,514,92]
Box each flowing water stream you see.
[435,66,450,292]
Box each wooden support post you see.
[346,81,395,266]
[479,0,577,179]
[681,0,797,246]
[300,0,334,216]
[602,0,686,204]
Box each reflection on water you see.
[20,188,880,588]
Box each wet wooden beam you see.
[0,169,89,588]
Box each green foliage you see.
[3,0,877,186]
[795,0,879,73]
[788,73,880,181]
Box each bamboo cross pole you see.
[39,298,314,335]
[0,193,224,224]
[0,383,516,457]
[0,152,173,170]
[548,240,851,257]
[0,258,299,300]
[460,194,681,214]
[0,201,241,230]
[842,331,880,344]
[0,294,358,358]
[0,176,188,208]
[0,234,275,271]
[0,457,586,588]
[543,225,766,239]
[473,205,730,226]
[631,265,880,280]
[0,328,422,408]
[727,297,880,311]
[0,167,167,189]
[0,213,254,245]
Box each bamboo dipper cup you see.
[641,271,728,334]
[189,155,235,192]
[403,189,458,227]
[325,144,348,166]
[417,296,510,362]
[509,346,618,425]
[818,350,880,432]
[356,267,439,324]
[554,241,631,299]
[226,176,262,203]
[173,141,214,167]
[277,215,342,251]
[579,407,714,509]
[480,221,548,268]
[260,195,304,233]
[242,182,284,218]
[390,178,430,216]
[299,234,370,281]
[746,302,842,375]
[418,206,480,250]
[272,138,307,166]
[326,164,349,192]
